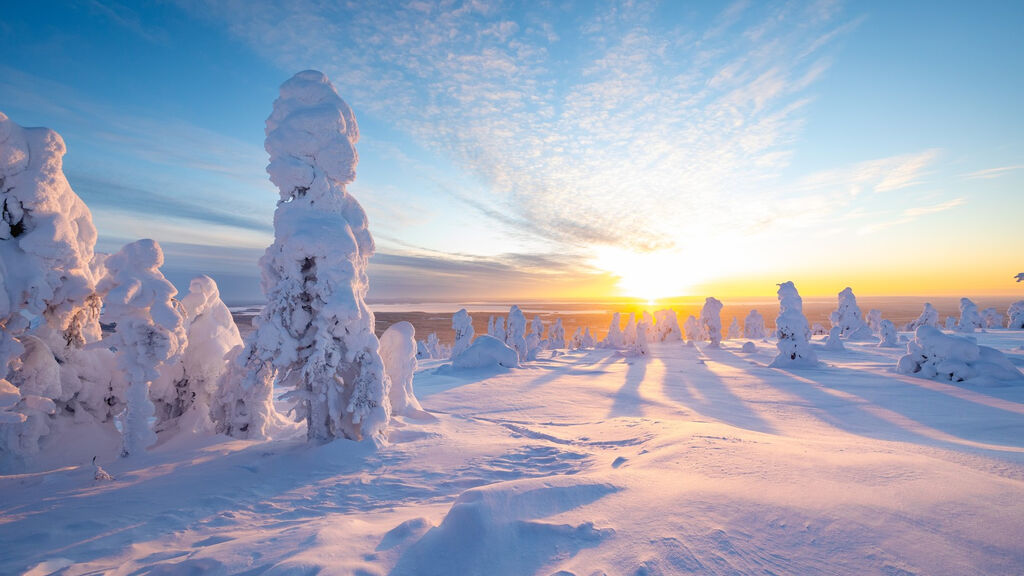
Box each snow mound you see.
[451,335,519,370]
[390,477,617,576]
[897,325,1023,383]
[740,341,757,353]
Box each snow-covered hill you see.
[3,332,1024,575]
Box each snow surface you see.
[3,330,1023,575]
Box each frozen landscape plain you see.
[3,330,1023,575]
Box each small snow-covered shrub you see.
[770,282,818,368]
[897,326,1022,382]
[451,335,519,369]
[380,321,421,416]
[822,326,845,351]
[829,287,873,340]
[744,310,767,339]
[700,297,723,347]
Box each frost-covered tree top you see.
[906,302,939,331]
[956,298,982,333]
[0,112,100,372]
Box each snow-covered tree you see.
[897,325,1022,382]
[623,313,637,347]
[822,326,845,351]
[379,321,421,416]
[878,319,899,347]
[726,317,741,340]
[829,287,873,340]
[683,315,699,345]
[945,316,957,330]
[570,327,583,349]
[97,239,186,456]
[981,307,1003,329]
[492,316,506,342]
[743,310,767,339]
[425,333,442,360]
[1008,301,1024,329]
[905,303,939,331]
[700,297,723,347]
[769,281,818,368]
[604,313,624,348]
[866,309,883,333]
[0,112,108,456]
[487,315,495,338]
[505,305,528,361]
[581,328,596,349]
[526,315,545,359]
[810,322,827,336]
[548,319,565,350]
[451,309,474,358]
[234,70,389,442]
[632,321,650,356]
[956,298,982,333]
[654,309,682,341]
[152,275,241,437]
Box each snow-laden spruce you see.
[623,313,637,347]
[451,309,474,358]
[526,315,545,360]
[700,297,724,347]
[981,307,1003,329]
[956,298,983,333]
[906,302,939,331]
[505,306,528,361]
[379,322,421,416]
[581,327,596,349]
[823,326,845,351]
[604,313,624,348]
[97,239,186,456]
[878,319,899,347]
[548,318,565,350]
[897,325,1022,382]
[0,112,112,455]
[866,309,883,333]
[743,310,767,339]
[152,275,241,437]
[683,315,699,345]
[222,71,389,443]
[829,287,873,340]
[654,309,682,341]
[1008,301,1024,329]
[769,281,818,368]
[727,317,741,340]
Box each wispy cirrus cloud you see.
[178,0,861,256]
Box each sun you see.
[590,247,696,303]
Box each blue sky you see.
[2,1,1022,304]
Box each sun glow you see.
[590,247,698,303]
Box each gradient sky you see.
[2,1,1022,304]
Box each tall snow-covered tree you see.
[1008,301,1024,329]
[604,313,624,348]
[683,315,700,344]
[654,309,682,341]
[548,318,565,350]
[0,112,112,457]
[97,239,186,457]
[700,297,724,347]
[505,306,528,361]
[230,70,390,442]
[770,281,818,368]
[379,321,421,416]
